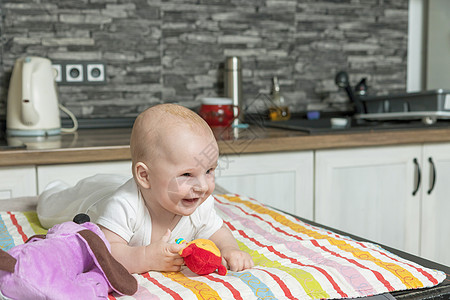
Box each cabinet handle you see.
[412,158,421,196]
[427,157,436,195]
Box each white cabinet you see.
[420,143,450,266]
[37,161,132,193]
[215,151,314,220]
[315,143,450,265]
[315,145,422,255]
[2,140,448,265]
[0,166,37,199]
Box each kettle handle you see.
[59,103,79,133]
[21,57,40,126]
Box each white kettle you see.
[6,56,77,136]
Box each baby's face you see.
[146,127,219,217]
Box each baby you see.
[37,104,253,274]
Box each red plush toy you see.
[176,238,227,276]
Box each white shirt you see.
[38,174,223,246]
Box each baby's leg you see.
[37,174,129,228]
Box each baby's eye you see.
[206,168,215,174]
[182,173,192,177]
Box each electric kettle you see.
[6,56,77,136]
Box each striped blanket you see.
[0,194,445,299]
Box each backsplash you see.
[0,0,408,120]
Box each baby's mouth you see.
[183,197,200,203]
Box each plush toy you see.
[176,238,227,276]
[0,214,137,299]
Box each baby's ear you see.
[135,162,151,189]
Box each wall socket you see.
[86,64,105,82]
[66,64,84,82]
[52,61,106,85]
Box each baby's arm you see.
[100,226,185,274]
[209,224,254,272]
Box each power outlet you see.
[86,63,105,82]
[66,64,84,82]
[53,61,106,85]
[52,64,62,82]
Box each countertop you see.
[2,125,450,167]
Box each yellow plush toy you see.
[176,238,227,276]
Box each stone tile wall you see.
[0,0,408,120]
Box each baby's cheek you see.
[207,176,215,192]
[168,177,192,197]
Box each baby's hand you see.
[145,229,185,272]
[221,247,254,272]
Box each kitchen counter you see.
[2,125,450,167]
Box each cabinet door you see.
[215,151,314,220]
[0,166,37,199]
[37,161,132,193]
[315,145,422,255]
[420,143,450,266]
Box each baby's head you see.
[130,103,216,172]
[130,104,219,216]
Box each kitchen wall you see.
[0,0,408,120]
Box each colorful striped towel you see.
[0,194,446,299]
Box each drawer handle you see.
[412,158,421,196]
[427,157,436,195]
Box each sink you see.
[257,117,450,134]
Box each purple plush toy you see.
[0,214,137,299]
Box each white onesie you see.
[37,174,223,246]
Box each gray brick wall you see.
[0,0,408,120]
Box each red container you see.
[199,98,239,127]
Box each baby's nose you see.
[193,177,208,193]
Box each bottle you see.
[268,76,290,121]
[224,56,243,126]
